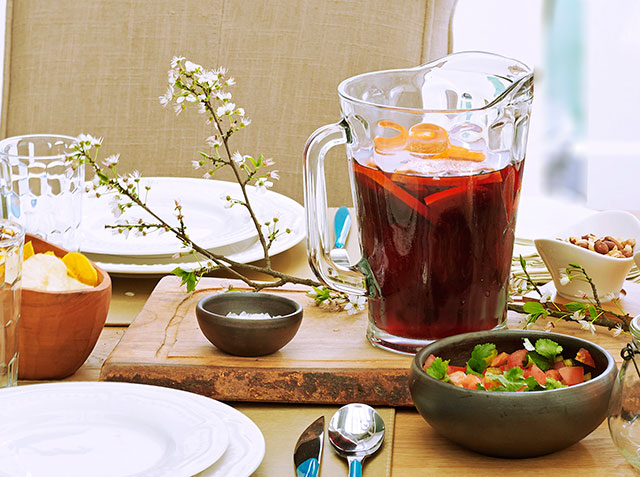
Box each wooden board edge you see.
[99,362,414,407]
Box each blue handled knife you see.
[334,206,351,249]
[294,416,325,477]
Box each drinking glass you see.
[0,220,24,387]
[304,52,534,354]
[609,315,640,470]
[0,134,84,251]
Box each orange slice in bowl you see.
[24,241,34,260]
[62,252,98,287]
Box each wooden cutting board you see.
[100,276,416,406]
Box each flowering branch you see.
[67,58,335,294]
[508,255,630,335]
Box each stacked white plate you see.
[79,178,306,275]
[0,382,265,477]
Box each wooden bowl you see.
[18,235,112,379]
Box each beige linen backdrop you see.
[2,0,456,205]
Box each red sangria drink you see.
[351,122,524,352]
[303,52,533,355]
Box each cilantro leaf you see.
[535,338,563,360]
[526,351,553,371]
[425,357,449,380]
[467,343,496,375]
[487,367,526,392]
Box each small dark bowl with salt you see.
[195,292,303,356]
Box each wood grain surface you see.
[100,276,415,405]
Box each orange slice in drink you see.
[374,120,408,154]
[407,123,449,154]
[62,252,98,287]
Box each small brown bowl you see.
[195,292,303,356]
[19,235,112,380]
[409,330,617,458]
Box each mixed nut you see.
[560,234,635,258]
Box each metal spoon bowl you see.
[328,403,385,477]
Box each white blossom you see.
[255,178,273,193]
[196,70,217,87]
[571,311,583,321]
[192,160,203,169]
[264,157,274,166]
[216,91,232,101]
[206,136,222,148]
[127,170,141,181]
[213,66,227,76]
[197,102,208,115]
[559,276,570,286]
[159,88,173,107]
[231,151,245,165]
[184,60,200,73]
[344,295,366,315]
[109,195,123,218]
[226,77,236,86]
[167,69,179,85]
[216,102,235,116]
[102,154,120,167]
[185,93,197,103]
[539,291,552,304]
[240,117,252,128]
[235,107,245,117]
[76,134,103,147]
[602,292,616,302]
[307,289,318,298]
[268,170,280,180]
[170,56,185,68]
[613,324,623,337]
[578,320,596,334]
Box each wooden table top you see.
[54,229,637,476]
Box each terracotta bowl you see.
[196,292,303,356]
[409,330,616,458]
[18,235,112,380]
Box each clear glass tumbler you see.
[609,315,640,470]
[0,134,84,251]
[0,220,24,387]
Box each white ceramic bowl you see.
[534,210,640,302]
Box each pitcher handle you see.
[303,120,367,296]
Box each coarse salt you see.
[226,311,281,319]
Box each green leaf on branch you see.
[172,267,197,292]
[522,301,549,320]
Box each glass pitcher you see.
[303,51,534,354]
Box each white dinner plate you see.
[0,382,232,477]
[84,179,306,275]
[80,178,258,257]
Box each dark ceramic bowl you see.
[195,292,303,356]
[408,330,617,458]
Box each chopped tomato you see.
[490,352,509,367]
[529,364,547,386]
[558,366,584,386]
[446,365,466,375]
[575,348,596,368]
[482,376,500,390]
[545,369,562,381]
[448,371,467,387]
[460,373,482,390]
[552,360,565,370]
[507,349,529,369]
[424,354,437,369]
